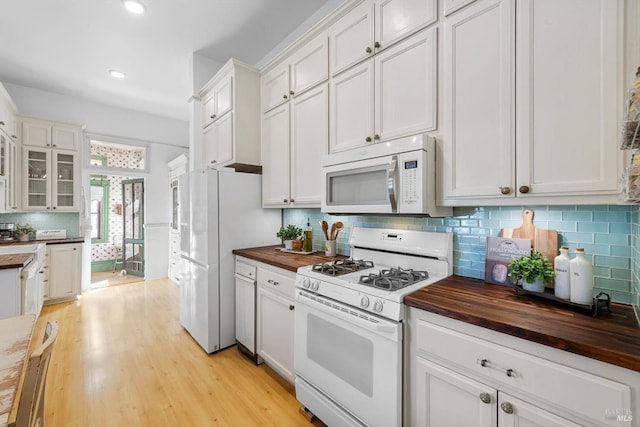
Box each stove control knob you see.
[311,281,319,291]
[360,296,370,308]
[302,278,311,289]
[373,300,383,313]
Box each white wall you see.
[4,83,189,147]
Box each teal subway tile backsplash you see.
[284,205,639,306]
[0,213,80,237]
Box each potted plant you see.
[15,224,36,242]
[508,251,554,292]
[276,225,303,250]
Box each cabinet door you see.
[375,0,437,49]
[52,149,79,211]
[262,104,291,207]
[22,121,51,148]
[442,0,515,200]
[48,244,81,299]
[375,27,436,141]
[498,393,580,427]
[329,1,374,76]
[414,357,497,427]
[51,125,80,150]
[202,74,234,128]
[6,139,17,210]
[515,0,621,197]
[329,60,374,153]
[256,286,295,383]
[261,62,290,113]
[291,84,328,207]
[290,35,329,97]
[235,274,255,353]
[23,147,51,210]
[203,112,234,168]
[444,0,478,16]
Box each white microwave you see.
[321,134,451,216]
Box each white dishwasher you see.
[0,244,46,319]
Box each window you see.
[90,174,110,243]
[88,139,148,172]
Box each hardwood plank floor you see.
[31,279,325,426]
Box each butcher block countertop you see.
[232,245,347,272]
[0,254,33,270]
[0,237,84,246]
[405,275,640,372]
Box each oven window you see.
[307,313,373,396]
[328,169,387,206]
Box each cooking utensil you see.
[333,221,344,239]
[320,221,329,240]
[330,222,337,240]
[502,209,558,288]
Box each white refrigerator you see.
[179,168,281,353]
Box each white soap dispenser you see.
[569,248,593,305]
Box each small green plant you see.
[508,251,554,284]
[276,224,303,241]
[15,223,36,236]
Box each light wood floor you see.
[32,279,325,426]
[90,271,145,289]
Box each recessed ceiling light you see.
[123,0,146,15]
[109,70,126,79]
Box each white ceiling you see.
[0,0,341,122]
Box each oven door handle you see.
[297,292,400,340]
[387,155,398,213]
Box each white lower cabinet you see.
[45,243,82,303]
[256,264,295,383]
[406,307,638,427]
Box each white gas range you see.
[294,227,453,427]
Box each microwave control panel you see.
[397,150,427,213]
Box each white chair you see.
[10,321,59,427]
[112,236,124,273]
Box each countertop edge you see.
[405,276,640,373]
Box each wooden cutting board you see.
[502,209,559,287]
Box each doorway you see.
[121,178,144,276]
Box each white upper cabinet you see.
[202,74,233,128]
[329,0,436,76]
[330,26,436,153]
[199,58,260,169]
[23,120,80,151]
[262,34,329,113]
[443,0,625,205]
[443,0,478,16]
[262,104,291,207]
[443,0,514,200]
[515,0,621,198]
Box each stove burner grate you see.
[359,267,429,291]
[312,259,374,276]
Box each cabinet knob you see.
[290,198,294,203]
[499,186,511,195]
[500,402,514,414]
[0,121,4,126]
[73,247,77,250]
[11,135,16,139]
[374,134,380,140]
[518,185,530,194]
[210,114,216,119]
[374,41,381,49]
[11,207,16,210]
[289,90,294,96]
[365,136,372,142]
[365,46,372,54]
[53,144,57,147]
[46,143,51,147]
[283,198,288,203]
[479,393,491,404]
[211,160,217,164]
[283,94,288,99]
[52,206,57,209]
[47,207,51,210]
[289,304,295,311]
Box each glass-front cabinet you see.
[23,147,79,211]
[0,131,18,211]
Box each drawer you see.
[236,258,257,281]
[257,265,295,299]
[415,320,630,425]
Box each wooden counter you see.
[0,314,35,427]
[405,275,640,372]
[0,254,33,270]
[232,245,347,272]
[0,237,84,246]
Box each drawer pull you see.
[289,304,295,311]
[479,358,516,378]
[267,279,279,286]
[500,402,514,414]
[479,392,491,404]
